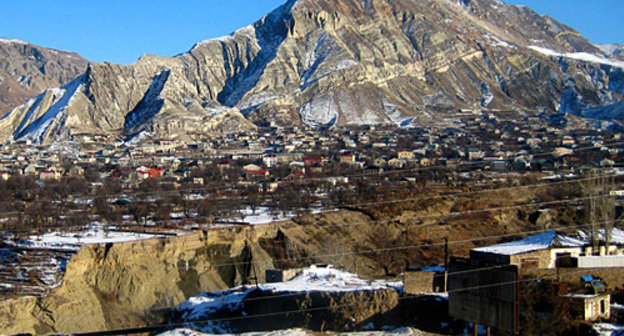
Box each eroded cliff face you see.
[0,210,383,335]
[0,227,280,335]
[1,0,622,144]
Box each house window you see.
[600,299,606,314]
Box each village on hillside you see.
[0,109,624,335]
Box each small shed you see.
[565,293,610,321]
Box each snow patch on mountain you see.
[558,87,585,115]
[383,99,412,127]
[191,25,255,50]
[238,91,278,112]
[0,38,28,45]
[529,46,624,69]
[14,75,86,142]
[543,16,563,34]
[300,33,358,91]
[480,83,494,107]
[336,94,384,126]
[300,95,339,128]
[595,43,623,57]
[483,34,515,49]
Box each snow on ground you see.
[8,222,173,251]
[229,206,326,225]
[529,46,624,69]
[158,327,427,336]
[173,265,403,328]
[259,265,401,293]
[176,290,250,321]
[230,206,297,225]
[593,323,624,336]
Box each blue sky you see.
[0,0,622,65]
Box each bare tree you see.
[361,223,403,276]
[583,171,616,253]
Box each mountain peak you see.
[0,39,88,118]
[1,0,623,144]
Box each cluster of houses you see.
[0,111,621,188]
[409,227,624,333]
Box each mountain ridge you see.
[1,0,623,144]
[0,38,88,118]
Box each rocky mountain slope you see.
[1,0,623,144]
[0,38,87,116]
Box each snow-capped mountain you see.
[1,0,624,144]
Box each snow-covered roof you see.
[472,231,585,256]
[473,228,624,256]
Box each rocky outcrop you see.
[0,227,280,335]
[174,288,401,333]
[0,39,87,116]
[0,209,386,335]
[2,0,623,143]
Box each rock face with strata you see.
[1,0,623,144]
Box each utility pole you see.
[444,237,449,292]
[444,237,449,269]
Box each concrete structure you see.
[565,293,610,321]
[404,267,446,294]
[450,230,624,333]
[575,256,624,268]
[448,259,518,334]
[265,268,303,283]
